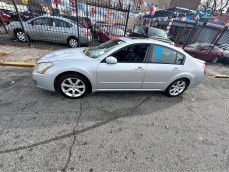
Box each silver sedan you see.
[33,38,205,98]
[8,16,92,47]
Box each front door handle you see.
[172,68,180,72]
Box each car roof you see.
[119,37,185,53]
[32,16,74,23]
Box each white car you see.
[33,37,205,99]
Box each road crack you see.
[60,100,83,172]
[0,96,151,155]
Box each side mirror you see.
[106,56,117,64]
[28,21,33,25]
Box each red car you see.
[177,43,224,63]
[97,26,125,43]
[0,12,11,24]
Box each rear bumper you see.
[188,76,204,89]
[32,71,56,92]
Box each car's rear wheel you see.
[211,56,219,64]
[57,74,89,99]
[15,29,27,42]
[165,79,189,97]
[68,37,78,48]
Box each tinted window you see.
[112,44,149,63]
[53,19,71,28]
[33,18,51,26]
[151,45,185,65]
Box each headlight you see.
[35,62,53,74]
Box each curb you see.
[213,74,229,78]
[0,62,35,67]
[207,68,229,78]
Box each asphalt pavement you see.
[0,66,229,172]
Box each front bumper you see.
[32,70,56,92]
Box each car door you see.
[131,25,147,37]
[50,18,71,42]
[27,17,52,40]
[97,44,150,89]
[142,45,185,90]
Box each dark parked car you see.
[0,11,11,24]
[130,25,174,46]
[182,43,224,63]
[0,8,16,20]
[92,21,108,38]
[97,26,125,42]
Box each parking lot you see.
[0,65,229,172]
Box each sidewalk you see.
[0,45,53,63]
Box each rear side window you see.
[53,19,72,28]
[150,45,185,65]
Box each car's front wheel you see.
[165,79,189,97]
[15,29,28,42]
[57,74,90,99]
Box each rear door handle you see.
[135,67,145,72]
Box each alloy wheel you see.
[16,31,27,42]
[61,78,86,98]
[169,80,186,96]
[69,38,78,48]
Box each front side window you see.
[111,44,149,63]
[151,45,185,65]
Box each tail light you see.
[82,23,88,28]
[203,64,206,75]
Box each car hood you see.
[37,48,89,63]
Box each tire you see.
[211,56,219,64]
[68,37,79,48]
[165,79,189,97]
[15,29,27,42]
[57,74,90,99]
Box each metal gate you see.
[0,0,130,49]
[181,22,229,64]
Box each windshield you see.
[83,39,125,58]
[110,28,125,35]
[148,28,168,39]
